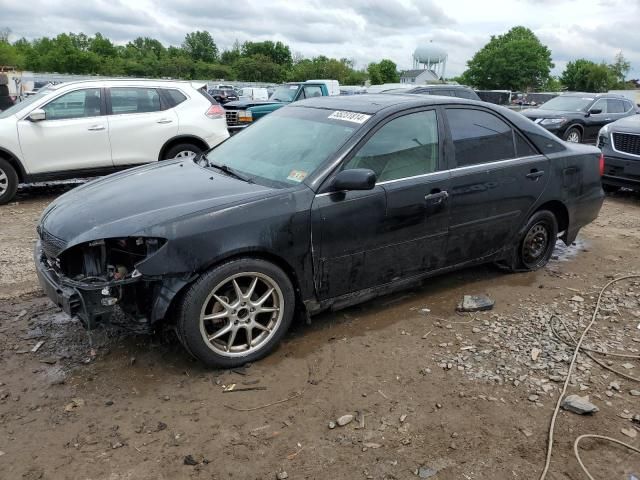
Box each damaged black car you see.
[35,94,605,367]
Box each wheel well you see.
[158,136,209,160]
[536,200,569,234]
[565,124,584,135]
[0,148,26,183]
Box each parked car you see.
[405,84,482,101]
[521,92,637,143]
[0,79,229,204]
[223,81,334,132]
[35,94,604,367]
[598,114,640,191]
[208,88,239,104]
[238,87,269,101]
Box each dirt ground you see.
[1,184,640,480]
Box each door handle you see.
[526,169,545,180]
[87,125,105,131]
[156,118,173,124]
[424,190,449,205]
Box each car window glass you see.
[446,108,516,166]
[301,86,323,99]
[343,110,439,182]
[42,88,101,120]
[162,89,187,107]
[110,88,161,114]
[624,100,634,112]
[590,99,607,114]
[455,90,475,100]
[515,132,538,157]
[607,99,625,114]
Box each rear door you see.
[17,87,112,174]
[106,86,178,166]
[311,109,450,299]
[443,107,549,264]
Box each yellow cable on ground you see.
[574,434,640,480]
[538,274,640,480]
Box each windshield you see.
[269,85,299,102]
[204,107,364,187]
[0,86,52,119]
[540,95,594,112]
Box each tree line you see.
[455,26,635,93]
[0,27,635,92]
[0,29,400,85]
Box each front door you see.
[444,107,548,264]
[311,109,450,300]
[107,87,178,166]
[17,87,112,174]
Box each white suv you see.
[0,79,229,204]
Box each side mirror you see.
[332,169,376,191]
[28,109,46,122]
[587,108,602,115]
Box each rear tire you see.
[501,210,558,272]
[0,158,19,205]
[163,143,203,161]
[176,258,295,368]
[563,127,582,143]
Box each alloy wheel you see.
[199,272,284,357]
[566,131,580,143]
[174,150,197,159]
[522,223,550,267]
[0,168,7,196]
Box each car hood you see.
[39,160,276,248]
[608,114,640,133]
[224,99,283,109]
[521,109,581,119]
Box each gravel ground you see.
[1,185,640,479]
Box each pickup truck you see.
[223,81,331,132]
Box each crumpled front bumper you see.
[34,240,138,328]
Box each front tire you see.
[563,127,582,143]
[163,143,203,161]
[0,158,19,205]
[176,258,295,368]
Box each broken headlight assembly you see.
[57,237,166,285]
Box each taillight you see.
[599,153,605,177]
[206,104,225,118]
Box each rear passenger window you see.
[606,99,625,114]
[162,89,187,107]
[344,110,439,182]
[110,88,161,114]
[515,132,538,157]
[446,108,515,166]
[454,90,476,100]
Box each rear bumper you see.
[565,188,605,244]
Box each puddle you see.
[551,236,589,263]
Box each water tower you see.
[413,42,448,79]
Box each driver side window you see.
[590,99,607,114]
[42,89,102,120]
[343,110,439,183]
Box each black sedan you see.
[598,114,640,191]
[35,95,605,367]
[522,92,637,143]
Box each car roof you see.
[50,78,204,91]
[293,93,481,114]
[561,92,628,99]
[414,84,471,90]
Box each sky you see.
[1,0,639,78]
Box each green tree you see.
[377,59,399,83]
[609,52,631,88]
[461,26,553,90]
[241,40,292,68]
[182,31,218,63]
[367,63,382,85]
[561,59,616,92]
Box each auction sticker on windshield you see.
[287,170,308,182]
[328,111,371,124]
